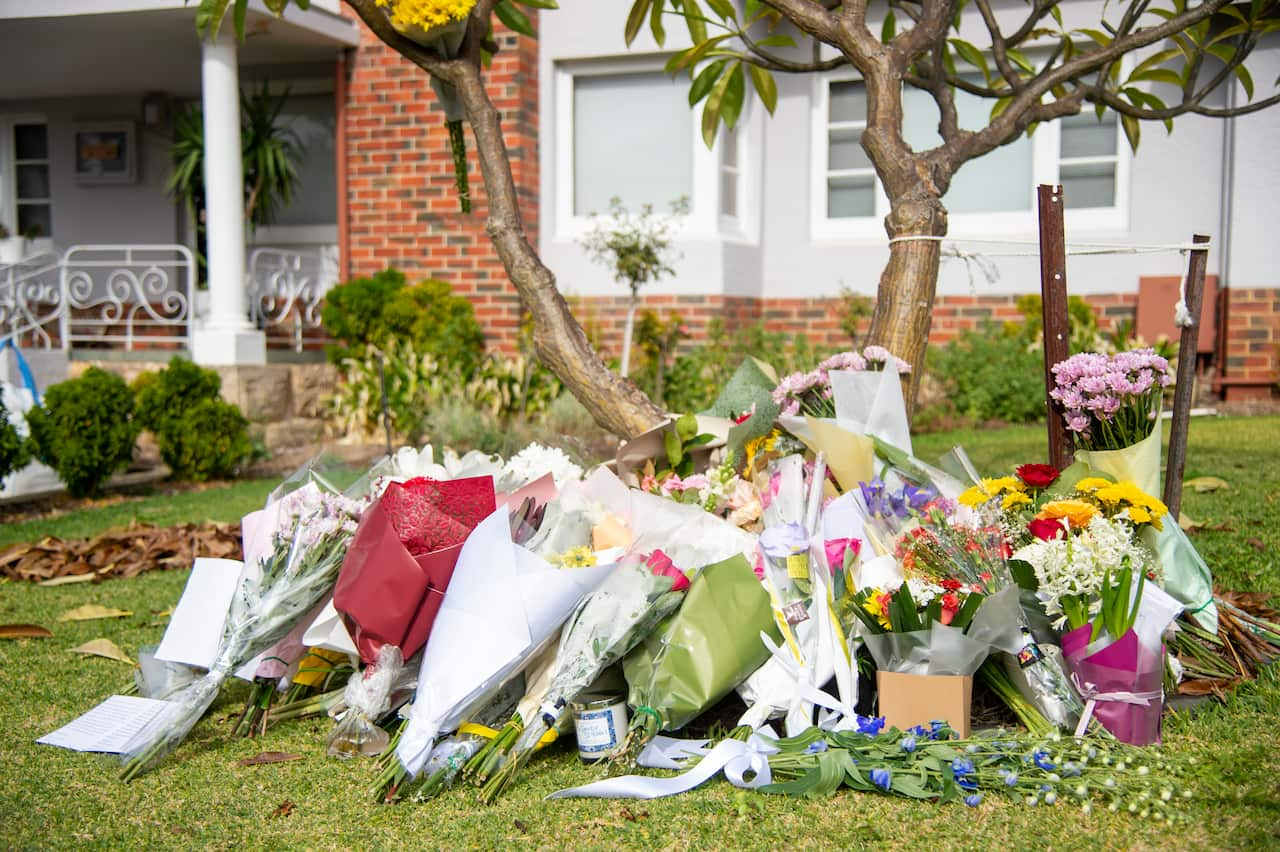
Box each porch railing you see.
[60,245,196,351]
[248,247,330,353]
[0,251,63,348]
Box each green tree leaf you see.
[748,63,778,113]
[689,58,730,105]
[495,1,535,37]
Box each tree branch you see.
[739,26,849,72]
[894,0,958,63]
[973,0,1025,92]
[762,0,841,43]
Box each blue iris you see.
[870,768,892,791]
[805,740,828,754]
[1003,772,1019,787]
[856,715,886,736]
[929,720,948,739]
[951,757,978,791]
[900,736,917,754]
[1033,750,1056,771]
[964,794,983,807]
[908,725,929,737]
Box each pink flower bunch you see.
[770,347,910,417]
[1050,349,1173,450]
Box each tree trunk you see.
[452,65,665,439]
[865,186,948,415]
[620,293,637,378]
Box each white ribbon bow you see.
[1071,673,1162,737]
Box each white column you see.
[191,33,265,365]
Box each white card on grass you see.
[37,695,175,753]
[154,557,244,669]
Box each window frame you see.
[553,58,729,242]
[1,115,54,249]
[809,71,1131,242]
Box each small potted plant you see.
[0,223,27,264]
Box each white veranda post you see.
[191,32,266,365]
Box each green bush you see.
[319,267,407,359]
[133,357,251,481]
[27,367,140,497]
[926,321,1046,424]
[320,268,485,376]
[162,399,254,482]
[0,397,30,483]
[133,357,222,438]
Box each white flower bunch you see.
[1015,515,1155,629]
[500,443,584,491]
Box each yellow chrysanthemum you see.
[1002,491,1033,510]
[554,546,597,569]
[988,476,1024,495]
[1036,499,1099,529]
[1074,477,1113,493]
[958,485,990,508]
[376,0,476,29]
[958,476,1024,508]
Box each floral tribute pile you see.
[38,345,1279,817]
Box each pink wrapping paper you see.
[333,476,496,665]
[1062,624,1164,745]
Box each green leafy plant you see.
[926,322,1046,425]
[0,397,30,483]
[629,310,689,407]
[320,268,485,376]
[133,358,251,481]
[1012,294,1103,354]
[27,368,140,498]
[580,197,688,376]
[162,399,254,482]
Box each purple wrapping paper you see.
[1061,624,1163,745]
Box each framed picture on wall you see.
[74,121,137,184]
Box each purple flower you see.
[870,768,892,791]
[759,522,809,558]
[900,736,917,753]
[1032,750,1056,771]
[964,794,983,807]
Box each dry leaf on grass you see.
[0,624,53,639]
[238,752,303,767]
[271,801,296,819]
[0,522,242,583]
[1185,476,1230,492]
[38,575,98,587]
[69,638,134,664]
[57,604,133,622]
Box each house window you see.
[571,71,693,216]
[1058,112,1119,209]
[813,75,1127,238]
[13,123,52,239]
[720,124,743,219]
[271,93,337,228]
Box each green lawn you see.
[0,416,1277,849]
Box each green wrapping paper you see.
[621,555,780,747]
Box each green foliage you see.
[133,358,251,481]
[27,368,139,498]
[327,338,563,447]
[661,319,831,413]
[926,322,1047,425]
[133,358,222,439]
[581,197,687,297]
[320,269,485,376]
[1012,294,1103,354]
[381,278,487,377]
[240,80,303,227]
[839,288,875,346]
[628,310,689,407]
[0,397,30,482]
[162,399,255,483]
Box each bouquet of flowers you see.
[1050,349,1173,497]
[479,550,691,802]
[121,479,366,779]
[771,347,911,420]
[613,554,778,765]
[327,475,496,757]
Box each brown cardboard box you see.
[876,671,972,737]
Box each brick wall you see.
[342,8,534,349]
[1217,287,1280,400]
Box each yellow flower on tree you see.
[1036,499,1099,529]
[375,0,476,29]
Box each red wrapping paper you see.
[334,476,496,664]
[1061,624,1163,745]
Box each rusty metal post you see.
[1163,234,1211,519]
[1037,185,1073,471]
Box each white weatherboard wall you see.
[538,1,1280,306]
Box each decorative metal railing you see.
[0,251,64,348]
[248,247,329,353]
[60,245,196,351]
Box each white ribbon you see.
[546,733,780,800]
[1070,673,1162,738]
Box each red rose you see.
[1016,463,1060,489]
[940,578,963,592]
[1028,517,1067,541]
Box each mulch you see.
[0,522,242,584]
